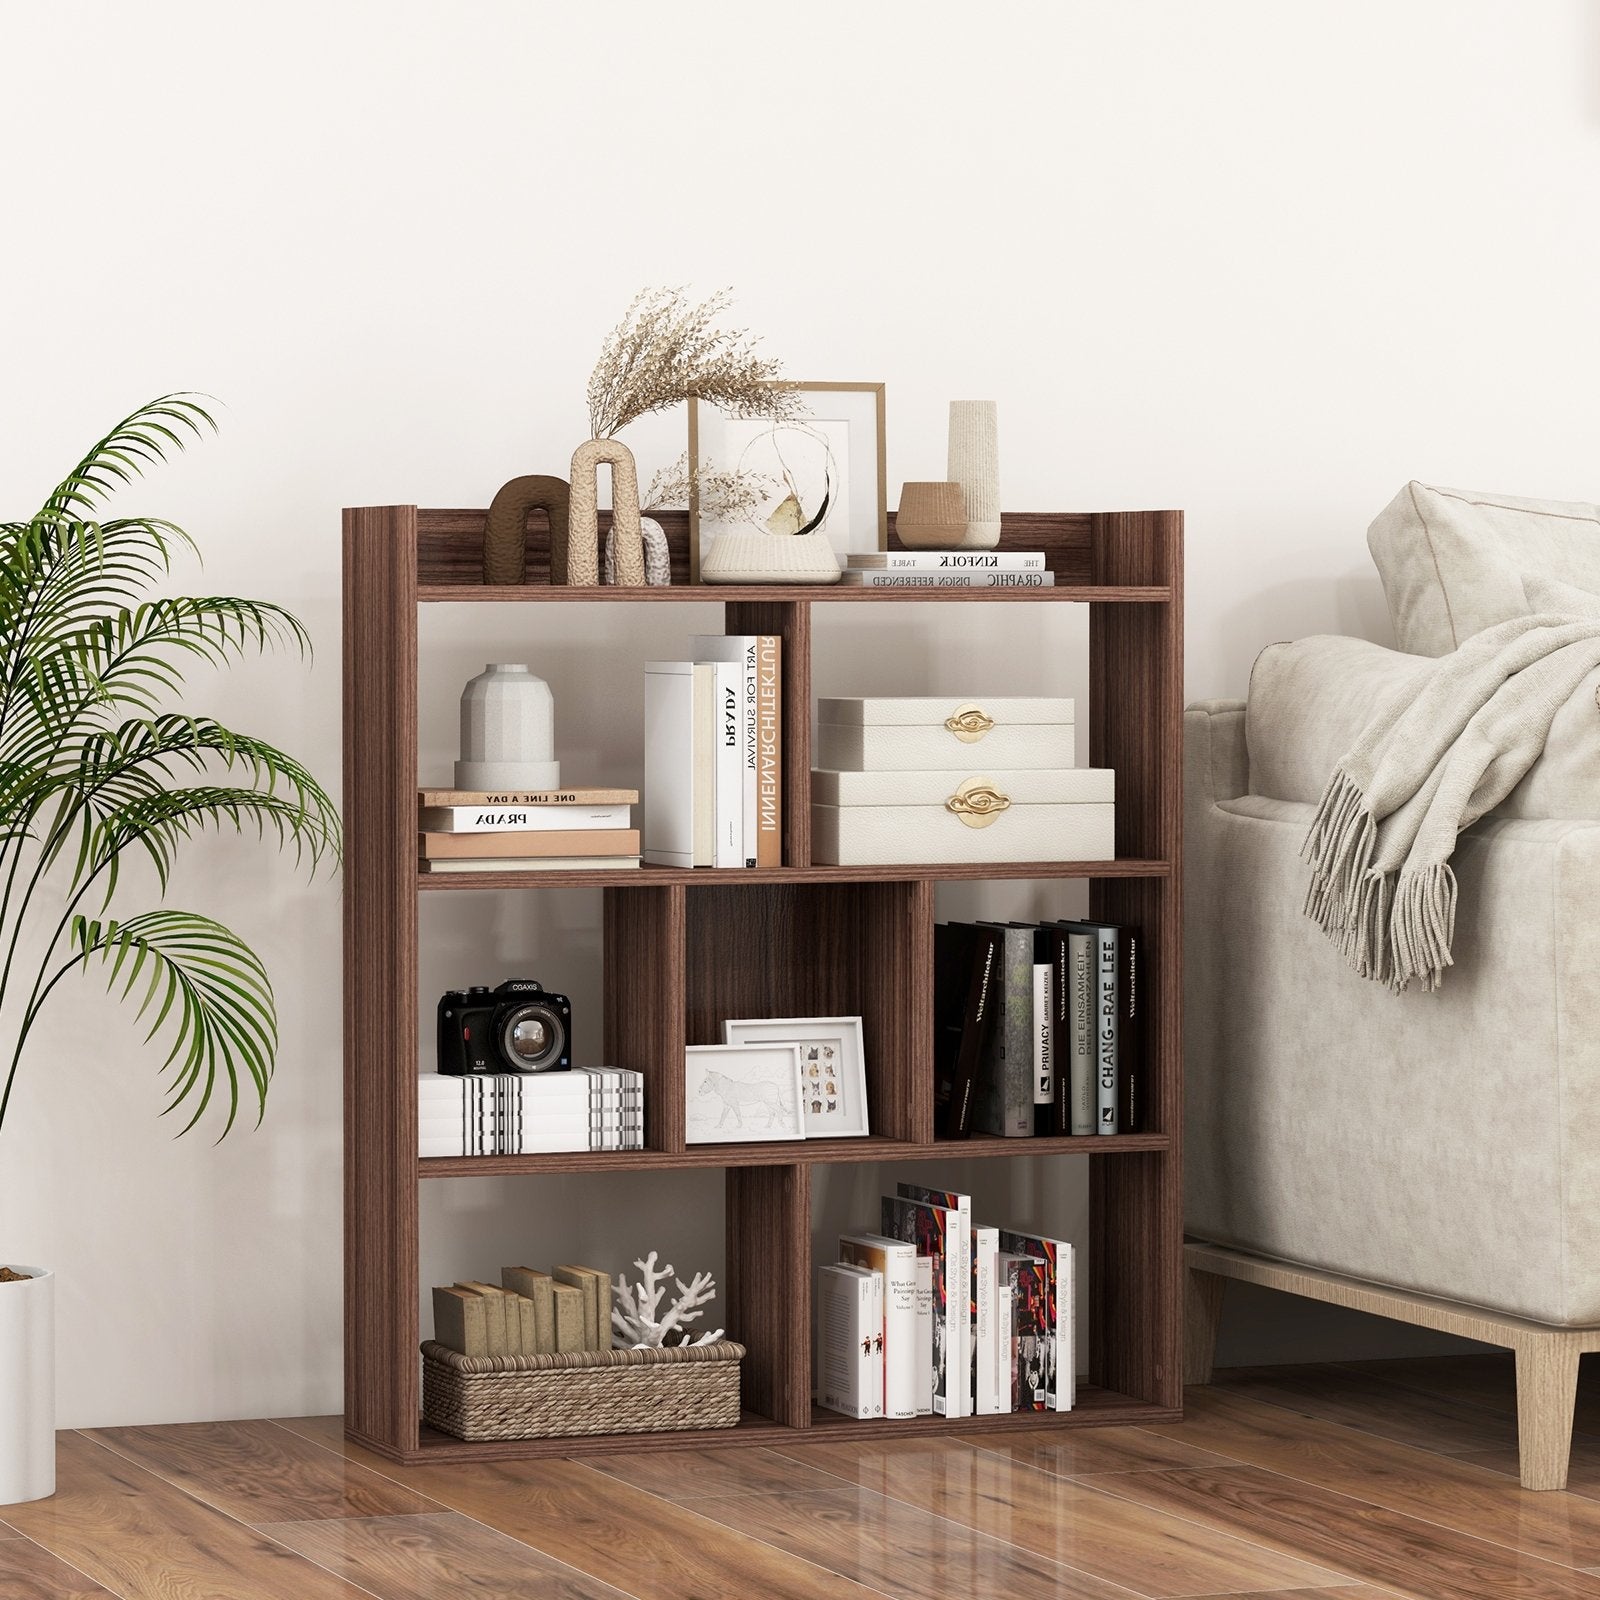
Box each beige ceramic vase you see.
[568,438,646,586]
[895,482,968,550]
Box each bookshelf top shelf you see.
[365,505,1182,594]
[417,583,1172,605]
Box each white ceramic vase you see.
[0,1266,54,1504]
[947,400,1001,550]
[453,664,560,790]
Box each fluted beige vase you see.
[569,438,645,586]
[947,401,1001,550]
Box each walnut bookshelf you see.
[343,505,1183,1462]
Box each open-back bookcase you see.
[343,504,1183,1462]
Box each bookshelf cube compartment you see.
[685,880,934,1145]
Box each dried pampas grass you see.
[586,286,803,441]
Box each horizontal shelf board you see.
[417,1131,1170,1178]
[417,583,1172,605]
[397,1390,1180,1462]
[418,859,1170,891]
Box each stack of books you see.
[815,1180,1074,1419]
[935,917,1141,1140]
[418,788,640,874]
[840,551,1054,589]
[433,1263,612,1356]
[643,634,782,868]
[418,1069,644,1157]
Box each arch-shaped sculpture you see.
[569,437,645,587]
[482,475,571,585]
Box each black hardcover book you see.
[933,922,1001,1139]
[1048,924,1072,1135]
[1117,926,1140,1133]
[1031,927,1055,1135]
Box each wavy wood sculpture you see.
[483,475,571,585]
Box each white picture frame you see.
[722,1016,870,1139]
[687,382,887,581]
[684,1043,806,1145]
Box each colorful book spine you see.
[898,1183,972,1419]
[881,1195,956,1417]
[973,1224,1001,1414]
[999,1230,1073,1411]
[755,635,782,867]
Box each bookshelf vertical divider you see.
[344,504,1183,1463]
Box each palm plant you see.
[0,395,340,1145]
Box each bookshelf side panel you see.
[343,506,421,1453]
[726,1162,811,1427]
[603,882,687,1154]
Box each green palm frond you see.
[39,395,214,520]
[0,396,338,1146]
[68,911,275,1137]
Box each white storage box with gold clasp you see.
[814,696,1074,772]
[810,767,1115,865]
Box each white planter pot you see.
[0,1265,54,1504]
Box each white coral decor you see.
[611,1250,724,1349]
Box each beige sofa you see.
[1185,481,1600,1489]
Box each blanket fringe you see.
[1301,769,1456,991]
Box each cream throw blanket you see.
[1303,614,1600,991]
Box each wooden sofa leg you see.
[1515,1335,1581,1491]
[1185,1264,1226,1386]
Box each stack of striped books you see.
[419,1069,644,1157]
[418,788,640,874]
[841,551,1053,589]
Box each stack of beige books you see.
[431,1264,613,1356]
[418,788,640,874]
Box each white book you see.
[840,1233,918,1420]
[838,570,1055,589]
[896,1183,972,1418]
[712,659,742,868]
[913,1254,934,1416]
[1032,962,1053,1107]
[972,1225,1002,1414]
[847,550,1046,571]
[643,662,694,868]
[693,635,759,868]
[815,1263,881,1419]
[996,1257,1016,1408]
[418,805,631,833]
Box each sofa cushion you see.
[1368,481,1600,656]
[1247,634,1600,822]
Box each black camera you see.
[436,980,572,1075]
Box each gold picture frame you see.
[687,381,888,583]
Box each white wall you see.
[2,0,1596,1425]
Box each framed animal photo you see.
[722,1016,869,1138]
[684,1043,805,1145]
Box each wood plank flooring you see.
[14,1356,1600,1598]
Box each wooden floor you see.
[14,1355,1600,1598]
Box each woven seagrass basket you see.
[421,1338,745,1441]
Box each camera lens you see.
[499,1002,565,1071]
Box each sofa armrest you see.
[1185,700,1248,805]
[1247,634,1600,821]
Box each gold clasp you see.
[946,778,1012,829]
[944,702,994,742]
